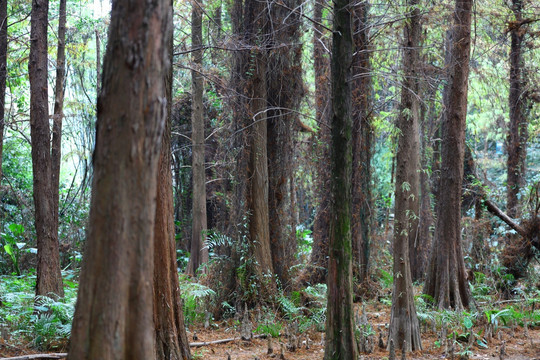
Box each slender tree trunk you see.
[324,0,357,358]
[29,0,64,298]
[154,10,191,357]
[0,0,7,187]
[68,0,171,356]
[51,0,67,246]
[506,0,527,219]
[388,0,422,352]
[423,0,472,310]
[351,0,373,285]
[306,0,331,286]
[95,29,101,96]
[267,0,303,287]
[187,0,208,276]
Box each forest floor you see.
[0,303,538,360]
[188,301,540,360]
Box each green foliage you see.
[275,284,327,333]
[0,272,77,350]
[1,223,29,275]
[179,275,216,326]
[295,225,312,261]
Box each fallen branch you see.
[0,354,67,360]
[190,334,268,348]
[484,199,527,237]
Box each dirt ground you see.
[188,302,540,360]
[188,323,539,360]
[0,304,538,360]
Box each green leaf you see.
[463,317,473,329]
[4,244,14,256]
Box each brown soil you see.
[188,302,540,360]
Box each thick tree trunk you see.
[29,0,64,299]
[351,0,373,285]
[267,0,303,287]
[388,0,422,352]
[324,0,357,358]
[51,0,67,246]
[307,0,331,286]
[506,0,527,219]
[68,0,171,357]
[154,18,191,357]
[415,98,434,281]
[187,0,208,276]
[247,50,273,279]
[424,0,472,310]
[229,0,274,299]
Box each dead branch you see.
[189,333,268,348]
[484,199,527,237]
[0,354,67,360]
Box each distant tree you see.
[267,0,304,287]
[229,0,274,298]
[424,0,472,310]
[351,0,373,285]
[29,0,64,298]
[68,0,172,357]
[51,0,67,256]
[388,0,422,352]
[154,6,191,356]
[187,0,208,276]
[506,0,528,218]
[306,0,331,286]
[0,0,6,185]
[324,0,357,358]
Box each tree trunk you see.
[51,0,67,248]
[68,0,171,356]
[324,0,357,358]
[388,0,422,352]
[154,12,191,357]
[29,0,64,299]
[415,96,434,281]
[306,0,331,286]
[506,0,527,219]
[267,0,303,287]
[351,0,373,285]
[228,0,274,300]
[187,0,208,276]
[423,0,472,310]
[0,0,6,188]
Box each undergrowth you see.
[0,271,78,350]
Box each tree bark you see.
[306,0,331,286]
[324,0,357,358]
[229,0,274,300]
[351,0,373,285]
[423,0,472,310]
[187,0,208,276]
[506,0,527,219]
[51,0,67,248]
[153,3,191,358]
[68,0,171,357]
[267,0,303,287]
[0,0,6,187]
[388,0,422,352]
[29,0,64,299]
